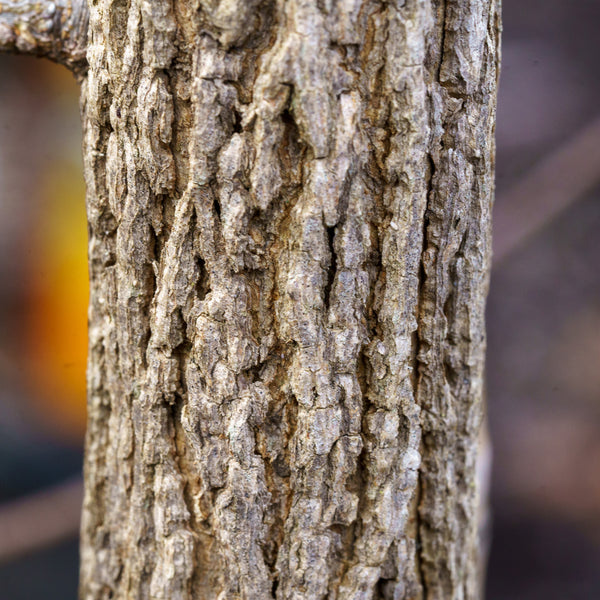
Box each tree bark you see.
[1,0,500,598]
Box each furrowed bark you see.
[0,0,88,73]
[3,0,500,598]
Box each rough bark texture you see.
[2,0,501,598]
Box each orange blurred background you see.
[7,61,88,441]
[24,146,88,438]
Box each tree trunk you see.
[1,0,500,598]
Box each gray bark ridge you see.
[3,0,501,599]
[0,0,88,74]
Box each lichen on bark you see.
[1,0,501,598]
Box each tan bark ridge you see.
[1,1,501,598]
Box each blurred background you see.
[0,0,599,597]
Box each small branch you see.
[0,0,88,75]
[0,476,82,563]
